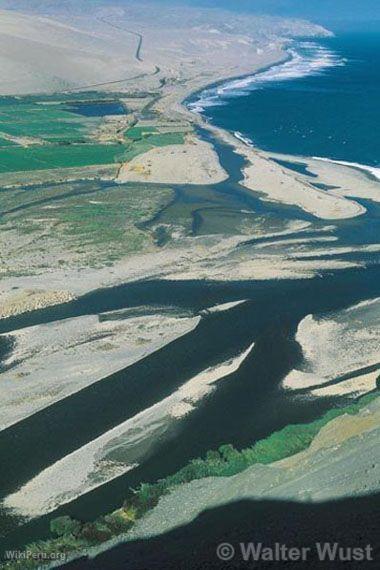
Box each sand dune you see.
[0,9,143,94]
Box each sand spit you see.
[255,235,337,250]
[269,152,380,204]
[200,300,248,315]
[126,397,380,542]
[310,369,379,398]
[2,343,254,518]
[0,288,75,319]
[288,243,380,259]
[282,297,380,391]
[0,313,201,431]
[117,136,227,185]
[209,128,365,220]
[163,256,360,282]
[242,153,365,220]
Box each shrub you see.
[8,391,378,569]
[104,507,137,533]
[50,516,81,538]
[79,521,113,544]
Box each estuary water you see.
[1,28,380,558]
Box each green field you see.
[0,91,188,276]
[122,129,186,162]
[125,126,159,140]
[0,103,98,142]
[0,143,129,173]
[0,94,187,175]
[0,132,185,173]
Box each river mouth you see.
[1,33,380,560]
[1,130,380,557]
[1,125,380,553]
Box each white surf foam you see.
[234,131,254,147]
[312,157,380,182]
[218,44,343,95]
[188,41,345,114]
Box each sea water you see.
[189,29,380,174]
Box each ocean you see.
[189,29,380,176]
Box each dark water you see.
[1,30,380,561]
[191,32,380,168]
[1,266,380,552]
[65,101,126,117]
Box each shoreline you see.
[190,114,367,220]
[0,37,378,320]
[1,11,379,567]
[153,45,290,123]
[182,50,292,112]
[178,59,374,221]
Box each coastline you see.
[0,36,378,321]
[182,50,292,113]
[0,44,369,321]
[1,10,380,569]
[199,122,366,220]
[115,50,292,186]
[175,52,372,221]
[153,47,290,123]
[0,49,292,319]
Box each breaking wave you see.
[188,41,345,113]
[312,157,380,181]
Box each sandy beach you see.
[269,152,380,203]
[200,124,367,220]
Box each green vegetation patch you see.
[0,94,190,176]
[125,126,159,140]
[3,392,378,569]
[133,391,379,501]
[125,127,185,146]
[0,144,129,173]
[118,131,186,166]
[0,103,98,142]
[0,180,174,272]
[147,132,185,146]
